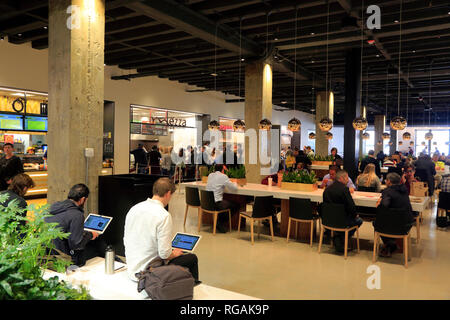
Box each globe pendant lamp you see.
[259,118,272,130]
[208,120,220,131]
[362,132,370,140]
[425,131,433,141]
[309,132,316,140]
[382,132,390,140]
[319,117,333,131]
[402,132,411,140]
[389,141,393,146]
[288,117,301,132]
[421,141,426,146]
[433,142,437,146]
[352,116,368,131]
[410,141,414,146]
[233,119,245,132]
[377,140,383,145]
[390,116,407,130]
[399,141,403,146]
[325,132,333,140]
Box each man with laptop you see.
[45,183,110,266]
[124,177,201,285]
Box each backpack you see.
[135,257,194,300]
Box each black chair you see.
[184,187,201,228]
[372,207,413,268]
[437,191,450,228]
[238,196,275,245]
[286,198,319,247]
[199,190,231,235]
[318,203,360,259]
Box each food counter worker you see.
[0,143,24,191]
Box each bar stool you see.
[199,190,231,235]
[184,187,201,228]
[286,197,319,247]
[238,196,275,245]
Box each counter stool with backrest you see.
[318,203,360,259]
[286,198,319,247]
[199,190,231,235]
[372,207,412,268]
[437,191,450,228]
[184,187,201,228]
[238,196,274,245]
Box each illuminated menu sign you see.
[0,114,23,130]
[24,116,48,131]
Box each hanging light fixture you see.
[233,119,245,131]
[309,132,316,139]
[319,2,333,132]
[390,0,407,131]
[353,4,368,131]
[424,61,433,141]
[399,141,403,146]
[410,141,414,146]
[362,132,370,140]
[288,7,301,132]
[325,132,333,140]
[382,132,390,140]
[389,141,393,146]
[382,65,391,140]
[377,140,383,145]
[402,132,411,140]
[433,141,437,146]
[259,118,272,130]
[258,13,272,131]
[425,130,433,141]
[421,141,426,146]
[208,120,220,131]
[209,25,220,131]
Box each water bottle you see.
[105,245,115,275]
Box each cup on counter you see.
[268,177,273,187]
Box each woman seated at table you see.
[402,163,417,195]
[356,163,381,192]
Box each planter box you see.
[280,181,318,192]
[201,176,208,183]
[311,161,333,166]
[230,178,247,186]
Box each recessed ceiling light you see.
[274,37,278,41]
[394,20,399,23]
[310,32,315,35]
[241,58,245,61]
[311,60,315,63]
[11,92,34,97]
[376,54,380,57]
[210,73,218,77]
[281,101,287,104]
[412,50,416,53]
[43,26,48,29]
[17,33,22,37]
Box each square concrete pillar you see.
[244,61,272,183]
[315,91,334,156]
[374,115,386,155]
[48,0,105,213]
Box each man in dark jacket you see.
[414,153,436,196]
[360,150,381,178]
[130,144,148,174]
[45,184,105,266]
[322,170,363,253]
[0,143,24,191]
[295,150,312,170]
[375,173,414,257]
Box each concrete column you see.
[374,115,385,155]
[244,61,272,183]
[48,0,105,213]
[315,91,334,156]
[389,126,397,155]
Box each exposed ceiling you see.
[1,0,450,125]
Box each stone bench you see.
[44,257,259,300]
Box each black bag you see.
[135,257,194,300]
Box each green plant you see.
[308,154,334,161]
[0,195,91,300]
[225,165,246,179]
[282,170,317,184]
[201,165,215,177]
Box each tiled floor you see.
[29,192,450,300]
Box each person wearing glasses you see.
[402,163,417,195]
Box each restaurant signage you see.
[143,116,186,127]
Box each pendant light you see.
[399,141,403,146]
[390,0,407,130]
[259,13,272,131]
[377,140,383,145]
[208,24,220,131]
[309,74,316,139]
[288,7,301,132]
[325,132,333,140]
[402,63,411,140]
[382,66,390,140]
[319,2,333,132]
[403,132,411,140]
[233,19,245,132]
[410,141,414,146]
[424,61,433,141]
[353,2,368,131]
[362,132,370,140]
[421,141,426,146]
[309,132,316,139]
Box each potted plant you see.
[281,170,318,192]
[0,198,91,300]
[225,165,247,186]
[309,154,334,166]
[201,166,214,183]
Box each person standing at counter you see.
[131,144,148,174]
[148,145,162,175]
[0,143,24,191]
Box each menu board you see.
[130,122,141,134]
[0,114,23,130]
[141,123,168,136]
[24,116,47,131]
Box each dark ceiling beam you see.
[191,0,262,15]
[0,0,47,21]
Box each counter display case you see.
[17,154,47,197]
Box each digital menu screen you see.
[0,114,23,130]
[25,116,48,131]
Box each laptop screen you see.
[172,233,201,251]
[84,215,112,232]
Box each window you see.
[415,129,450,156]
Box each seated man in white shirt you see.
[206,164,240,233]
[320,165,356,193]
[124,177,200,285]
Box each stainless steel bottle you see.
[105,245,115,274]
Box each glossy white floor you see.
[28,193,450,300]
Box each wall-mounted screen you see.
[0,114,23,130]
[25,116,48,131]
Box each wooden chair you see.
[372,207,413,268]
[286,197,319,247]
[199,190,231,235]
[318,203,360,259]
[238,196,274,245]
[184,187,201,228]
